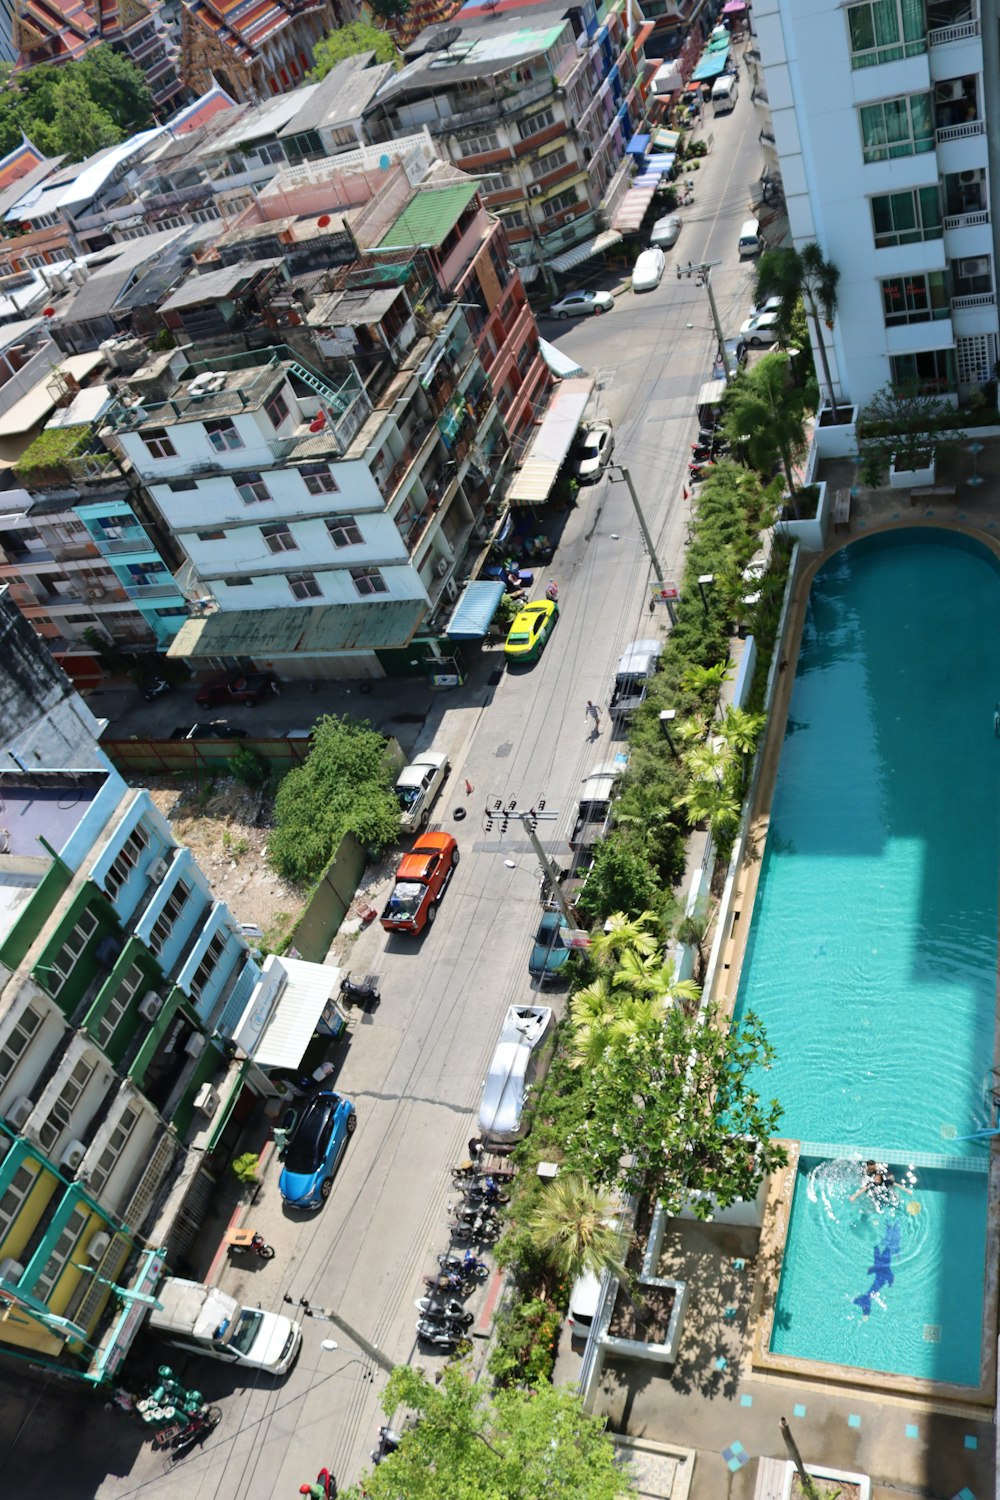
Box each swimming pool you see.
[734,530,1000,1384]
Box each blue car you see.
[528,911,571,984]
[278,1091,356,1210]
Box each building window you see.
[889,347,956,393]
[871,186,941,247]
[543,187,580,217]
[953,255,993,296]
[264,390,290,429]
[148,881,190,956]
[518,107,556,139]
[35,1206,90,1299]
[859,93,933,162]
[204,418,244,453]
[236,472,271,504]
[261,522,297,554]
[488,240,511,289]
[881,272,948,325]
[222,575,253,587]
[45,910,99,995]
[0,1166,40,1245]
[350,565,388,597]
[458,133,501,156]
[0,1004,42,1089]
[288,571,321,600]
[325,515,364,548]
[86,1103,141,1197]
[196,529,227,541]
[479,173,511,194]
[534,146,568,176]
[103,824,150,900]
[37,1058,95,1153]
[142,428,177,459]
[252,140,286,166]
[189,931,227,1002]
[167,478,198,492]
[516,340,536,375]
[301,463,339,495]
[847,0,926,68]
[94,963,144,1051]
[501,209,527,229]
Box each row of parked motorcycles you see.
[689,412,730,483]
[411,1167,509,1350]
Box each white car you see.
[478,1005,553,1144]
[569,421,615,482]
[739,310,781,347]
[394,751,450,832]
[631,247,666,293]
[649,213,683,249]
[549,290,615,320]
[752,294,783,317]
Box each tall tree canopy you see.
[0,49,152,163]
[308,21,401,78]
[344,1364,629,1500]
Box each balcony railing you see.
[944,208,989,229]
[928,17,980,43]
[123,582,181,600]
[441,77,553,138]
[93,528,154,556]
[952,290,996,308]
[378,418,440,502]
[936,118,985,142]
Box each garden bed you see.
[608,1281,676,1342]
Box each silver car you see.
[549,289,615,319]
[569,421,615,482]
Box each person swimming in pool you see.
[850,1160,913,1207]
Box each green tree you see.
[33,75,121,159]
[308,21,401,78]
[344,1363,629,1500]
[855,382,963,486]
[588,909,659,967]
[568,1001,786,1216]
[576,835,662,923]
[717,704,765,758]
[76,46,153,133]
[528,1174,626,1285]
[269,714,400,883]
[755,242,841,417]
[612,948,701,1012]
[369,0,411,18]
[722,352,810,501]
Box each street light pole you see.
[677,260,732,378]
[519,814,575,928]
[607,465,675,623]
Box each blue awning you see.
[693,50,730,80]
[445,580,506,639]
[626,132,650,155]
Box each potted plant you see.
[856,384,961,488]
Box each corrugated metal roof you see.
[507,376,594,506]
[376,182,479,251]
[159,257,282,312]
[547,230,622,275]
[445,580,505,638]
[242,956,341,1069]
[167,596,428,659]
[278,55,393,135]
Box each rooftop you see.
[158,257,284,312]
[115,358,288,430]
[0,770,107,859]
[278,53,394,137]
[51,228,190,325]
[383,3,571,94]
[196,88,322,158]
[167,595,428,659]
[376,181,480,251]
[306,285,405,326]
[0,350,107,438]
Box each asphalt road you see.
[0,86,769,1500]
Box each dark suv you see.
[195,671,276,708]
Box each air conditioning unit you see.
[194,1083,219,1116]
[6,1096,35,1130]
[959,168,980,184]
[434,556,450,577]
[138,992,163,1022]
[148,856,169,882]
[61,1139,87,1173]
[86,1230,111,1263]
[0,1257,25,1284]
[185,1032,207,1059]
[444,577,460,601]
[936,80,964,102]
[528,184,543,198]
[963,256,991,277]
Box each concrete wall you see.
[288,831,368,962]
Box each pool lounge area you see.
[732,529,1000,1398]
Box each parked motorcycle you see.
[460,1176,509,1206]
[415,1298,474,1328]
[299,1468,336,1499]
[415,1318,470,1348]
[423,1271,474,1295]
[225,1229,274,1260]
[437,1250,489,1276]
[448,1214,500,1244]
[339,972,381,1009]
[143,677,171,702]
[171,1405,221,1457]
[371,1427,402,1466]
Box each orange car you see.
[380,832,459,934]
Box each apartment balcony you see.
[936,117,985,142]
[92,527,155,557]
[952,290,996,309]
[944,208,989,230]
[123,582,182,601]
[436,77,553,137]
[378,418,441,503]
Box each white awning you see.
[548,230,623,275]
[507,376,594,507]
[697,378,729,409]
[539,337,585,379]
[233,953,342,1069]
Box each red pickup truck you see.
[195,671,276,708]
[380,833,459,934]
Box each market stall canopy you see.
[507,376,595,507]
[626,133,651,155]
[444,580,506,639]
[697,378,729,409]
[539,337,585,378]
[692,49,730,80]
[233,954,342,1069]
[547,229,623,275]
[654,127,681,149]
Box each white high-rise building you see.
[751,0,998,409]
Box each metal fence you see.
[101,736,313,778]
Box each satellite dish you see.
[317,214,331,228]
[429,24,461,48]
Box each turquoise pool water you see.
[734,530,1000,1384]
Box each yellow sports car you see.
[504,599,558,663]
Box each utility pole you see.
[296,1298,395,1375]
[483,797,574,927]
[677,259,732,378]
[608,465,675,624]
[519,813,575,928]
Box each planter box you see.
[778,481,829,552]
[889,454,935,489]
[593,1201,689,1365]
[780,1460,871,1500]
[815,405,858,460]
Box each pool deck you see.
[585,463,1000,1500]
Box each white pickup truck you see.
[394,751,450,832]
[148,1277,302,1375]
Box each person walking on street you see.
[545,579,559,601]
[586,700,602,734]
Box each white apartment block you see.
[752,0,998,407]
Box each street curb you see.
[205,1139,274,1284]
[472,1268,506,1339]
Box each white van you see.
[711,74,738,113]
[738,218,762,257]
[568,1269,602,1342]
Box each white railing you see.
[928,17,980,43]
[952,290,996,309]
[936,118,985,141]
[944,208,989,229]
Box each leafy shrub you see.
[488,1296,562,1386]
[229,746,270,791]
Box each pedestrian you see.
[468,1135,484,1160]
[586,700,602,734]
[545,579,559,601]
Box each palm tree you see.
[717,705,766,758]
[528,1175,627,1286]
[722,353,808,501]
[682,738,732,788]
[680,662,732,698]
[675,898,715,985]
[681,775,741,845]
[755,242,841,418]
[569,977,618,1069]
[588,910,659,968]
[613,948,702,1013]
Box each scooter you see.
[460,1176,509,1206]
[143,677,171,702]
[339,972,381,1009]
[438,1249,489,1277]
[450,1203,499,1227]
[225,1229,275,1260]
[415,1297,474,1327]
[423,1271,474,1295]
[448,1214,500,1244]
[299,1469,336,1499]
[371,1427,402,1466]
[415,1318,469,1347]
[171,1405,221,1457]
